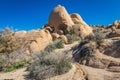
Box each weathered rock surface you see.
[81,64,120,80]
[48,5,93,38]
[14,30,27,38]
[72,24,93,38]
[48,5,74,34]
[28,29,52,53]
[51,33,60,41]
[103,41,120,59]
[70,13,93,38]
[73,40,120,70]
[15,29,52,53]
[70,13,88,26]
[59,35,68,44]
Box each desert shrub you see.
[66,34,81,44]
[74,21,80,24]
[66,26,81,44]
[0,28,29,72]
[0,28,23,56]
[93,29,105,46]
[78,40,89,48]
[27,53,72,80]
[0,49,30,72]
[54,39,64,49]
[77,28,105,53]
[6,60,27,72]
[45,39,64,52]
[84,29,105,47]
[44,43,56,52]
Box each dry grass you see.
[27,39,72,80]
[28,52,72,80]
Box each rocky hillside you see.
[0,5,120,80]
[0,5,93,54]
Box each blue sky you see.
[0,0,120,31]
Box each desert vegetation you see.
[73,28,105,63]
[0,28,22,55]
[27,39,72,80]
[65,26,81,44]
[0,5,120,80]
[44,39,64,52]
[66,34,80,44]
[0,28,30,72]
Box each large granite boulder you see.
[48,5,74,34]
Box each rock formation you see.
[13,5,96,54]
[29,29,52,53]
[15,29,52,53]
[71,13,93,38]
[59,35,68,44]
[107,20,120,33]
[70,13,88,26]
[14,30,27,38]
[73,39,120,70]
[48,5,74,34]
[72,24,93,38]
[48,5,93,38]
[51,33,60,41]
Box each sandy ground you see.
[0,67,29,80]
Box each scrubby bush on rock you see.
[28,52,72,80]
[45,39,64,52]
[27,38,72,80]
[65,27,81,44]
[66,34,80,44]
[85,28,105,47]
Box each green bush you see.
[85,29,105,47]
[27,53,72,80]
[44,43,56,52]
[45,39,64,52]
[54,39,64,49]
[74,21,80,24]
[66,34,80,44]
[0,28,32,72]
[6,60,27,72]
[0,49,31,72]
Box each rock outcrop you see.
[59,35,68,44]
[73,39,120,70]
[14,5,93,54]
[72,24,93,38]
[29,29,52,53]
[70,13,88,26]
[48,5,93,38]
[48,5,74,34]
[71,13,93,38]
[15,29,52,53]
[107,20,120,33]
[15,30,27,38]
[51,33,60,41]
